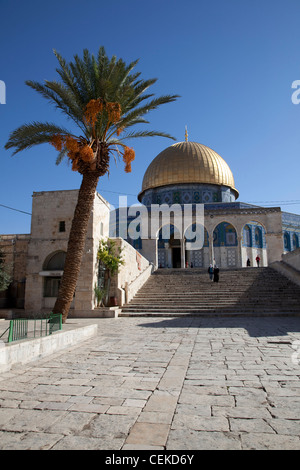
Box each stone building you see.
[113,139,300,270]
[1,190,110,313]
[1,137,300,316]
[0,189,152,316]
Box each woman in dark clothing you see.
[213,266,220,282]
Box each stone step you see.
[120,311,300,317]
[121,266,300,317]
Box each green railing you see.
[0,313,62,343]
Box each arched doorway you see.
[184,223,208,267]
[213,222,238,267]
[242,221,267,266]
[157,224,182,268]
[42,251,66,305]
[170,233,181,268]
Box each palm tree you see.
[5,47,179,322]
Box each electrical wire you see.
[0,204,31,215]
[1,198,300,217]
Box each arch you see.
[43,251,66,271]
[212,221,238,268]
[213,222,238,247]
[42,251,66,298]
[243,218,268,234]
[242,221,266,249]
[293,233,299,250]
[157,223,181,243]
[184,223,209,247]
[157,224,182,268]
[241,221,267,267]
[243,224,252,247]
[184,223,209,268]
[254,226,263,249]
[284,232,291,252]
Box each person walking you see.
[213,265,220,282]
[208,264,214,281]
[256,255,261,267]
[247,258,251,267]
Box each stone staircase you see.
[120,267,300,317]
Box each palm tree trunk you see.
[52,171,99,322]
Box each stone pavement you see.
[0,316,300,450]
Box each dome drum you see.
[140,183,237,206]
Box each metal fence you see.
[0,313,62,343]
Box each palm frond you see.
[5,46,180,159]
[53,50,85,106]
[5,122,72,156]
[26,80,85,131]
[119,94,180,130]
[109,130,177,143]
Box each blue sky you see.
[1,0,300,234]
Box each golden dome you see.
[139,141,238,200]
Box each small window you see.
[44,277,61,297]
[59,221,66,232]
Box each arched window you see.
[184,223,209,248]
[44,251,66,270]
[243,225,252,247]
[213,222,237,247]
[254,226,263,248]
[292,233,299,250]
[284,232,291,252]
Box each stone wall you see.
[281,247,300,271]
[0,234,30,308]
[109,238,151,306]
[270,248,300,287]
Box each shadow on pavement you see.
[138,315,300,338]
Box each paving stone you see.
[267,418,300,436]
[175,403,211,417]
[106,406,141,417]
[122,444,164,450]
[52,435,124,450]
[240,433,300,450]
[172,414,229,432]
[0,431,63,450]
[34,401,73,411]
[268,406,300,419]
[68,403,109,413]
[229,417,275,433]
[86,386,151,400]
[0,409,63,433]
[179,393,235,407]
[80,413,135,439]
[125,422,170,447]
[212,406,272,419]
[167,429,242,450]
[46,411,97,435]
[1,317,300,450]
[137,411,174,424]
[31,384,92,396]
[143,393,178,413]
[123,398,147,408]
